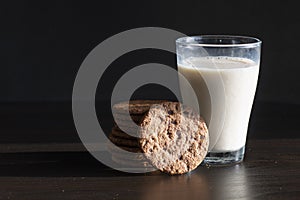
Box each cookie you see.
[111,126,137,140]
[108,143,142,153]
[114,125,140,136]
[109,134,139,148]
[113,121,140,137]
[113,114,142,124]
[112,100,168,115]
[114,119,139,129]
[111,150,147,161]
[111,155,154,169]
[138,102,209,175]
[107,140,142,153]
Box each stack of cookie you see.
[108,100,166,169]
[108,100,209,174]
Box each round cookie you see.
[111,126,137,140]
[114,125,140,136]
[138,102,209,175]
[112,100,168,115]
[114,119,139,129]
[113,114,143,124]
[107,140,142,153]
[111,155,154,169]
[111,150,147,161]
[109,134,139,148]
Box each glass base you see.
[203,146,245,166]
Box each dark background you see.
[1,0,299,143]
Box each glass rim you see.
[176,35,262,48]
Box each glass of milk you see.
[176,35,261,165]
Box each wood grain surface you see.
[0,139,299,200]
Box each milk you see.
[178,56,259,152]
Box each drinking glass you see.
[176,35,261,165]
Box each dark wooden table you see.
[0,139,299,200]
[0,103,299,199]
